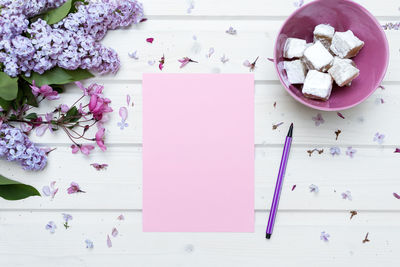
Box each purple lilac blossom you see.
[0,0,144,77]
[0,124,47,170]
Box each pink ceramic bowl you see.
[274,0,389,111]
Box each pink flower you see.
[87,83,104,97]
[71,144,95,155]
[89,94,113,120]
[59,104,69,113]
[95,127,106,151]
[178,57,198,68]
[30,81,59,100]
[35,113,54,136]
[67,182,85,194]
[146,37,154,43]
[91,163,108,170]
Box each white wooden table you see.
[1,0,399,266]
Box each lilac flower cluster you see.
[0,0,66,42]
[0,0,144,77]
[0,123,47,171]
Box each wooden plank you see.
[0,210,399,266]
[1,145,399,211]
[143,0,400,18]
[24,83,400,146]
[96,19,400,82]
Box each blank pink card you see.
[142,73,254,232]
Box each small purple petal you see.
[119,107,128,122]
[393,192,400,199]
[107,235,112,248]
[111,227,119,237]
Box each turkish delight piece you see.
[328,57,359,87]
[313,24,335,49]
[283,38,307,59]
[302,41,334,72]
[284,60,308,84]
[302,70,333,101]
[330,30,364,58]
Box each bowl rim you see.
[273,0,390,111]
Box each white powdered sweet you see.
[302,70,333,101]
[314,24,335,39]
[283,38,307,59]
[313,24,335,49]
[330,30,364,58]
[328,57,359,87]
[302,41,334,72]
[284,60,308,84]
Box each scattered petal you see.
[159,54,165,70]
[378,85,385,90]
[335,129,341,140]
[117,214,125,220]
[42,181,58,199]
[62,213,73,229]
[393,192,400,199]
[362,232,370,243]
[85,239,94,249]
[312,113,325,126]
[206,47,214,58]
[91,163,108,170]
[111,227,119,237]
[320,231,330,242]
[350,210,358,220]
[178,57,198,68]
[243,56,259,71]
[272,122,284,130]
[291,185,296,191]
[225,26,237,35]
[341,190,352,201]
[126,94,131,107]
[220,54,229,64]
[45,221,57,234]
[148,60,155,66]
[146,38,154,43]
[107,235,112,248]
[294,0,304,8]
[187,0,195,13]
[309,184,319,193]
[337,112,345,119]
[128,51,139,60]
[67,182,85,194]
[267,57,274,62]
[373,132,385,145]
[119,107,128,122]
[273,102,277,108]
[307,148,324,157]
[346,147,357,158]
[395,148,400,153]
[329,147,341,156]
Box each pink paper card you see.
[142,73,254,232]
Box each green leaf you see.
[41,0,83,25]
[25,113,38,120]
[22,67,94,87]
[19,78,38,107]
[0,174,41,201]
[0,72,18,101]
[64,106,82,124]
[0,97,11,111]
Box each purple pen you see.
[266,123,293,239]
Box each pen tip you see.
[287,123,293,137]
[266,233,271,239]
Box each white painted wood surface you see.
[1,0,399,266]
